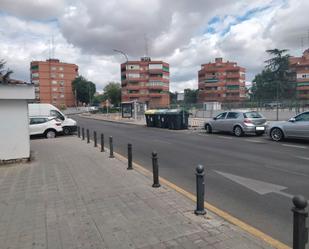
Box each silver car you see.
[204,110,267,137]
[267,111,309,141]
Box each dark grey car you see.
[266,111,309,141]
[204,110,267,137]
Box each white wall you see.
[0,100,30,160]
[0,84,34,99]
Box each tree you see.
[184,88,198,104]
[251,49,294,102]
[102,82,121,106]
[0,60,13,84]
[169,91,178,105]
[72,76,96,105]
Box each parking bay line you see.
[218,136,233,140]
[245,139,264,143]
[282,144,307,149]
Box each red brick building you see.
[30,59,78,108]
[198,58,246,103]
[289,49,309,100]
[121,57,170,108]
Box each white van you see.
[28,103,77,135]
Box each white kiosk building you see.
[0,80,34,162]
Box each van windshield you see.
[50,110,65,121]
[244,112,263,119]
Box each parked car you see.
[29,117,63,138]
[204,110,267,136]
[266,111,309,141]
[28,103,77,135]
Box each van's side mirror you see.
[213,117,217,120]
[289,117,296,122]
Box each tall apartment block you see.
[30,59,78,107]
[121,57,170,108]
[289,49,309,100]
[198,58,246,103]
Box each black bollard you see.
[292,195,308,249]
[86,129,90,143]
[94,131,97,147]
[127,144,133,170]
[77,126,80,138]
[101,133,104,152]
[82,128,85,140]
[195,165,206,215]
[152,152,160,188]
[109,136,114,158]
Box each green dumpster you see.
[145,110,157,127]
[167,109,189,130]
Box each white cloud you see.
[0,0,308,93]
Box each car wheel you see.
[233,126,244,137]
[63,127,71,135]
[270,128,284,141]
[205,124,212,134]
[45,129,56,139]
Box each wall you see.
[0,100,30,160]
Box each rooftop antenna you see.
[51,34,55,59]
[48,39,51,59]
[307,29,309,48]
[144,33,149,57]
[301,36,304,53]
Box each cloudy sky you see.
[0,0,308,92]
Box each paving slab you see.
[0,136,278,249]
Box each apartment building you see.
[121,57,170,108]
[30,59,78,107]
[289,49,309,100]
[198,58,246,103]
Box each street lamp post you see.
[113,49,128,63]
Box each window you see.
[226,112,240,119]
[215,112,227,120]
[244,112,263,119]
[30,118,48,125]
[50,110,65,121]
[31,73,39,78]
[149,64,163,70]
[59,80,65,86]
[51,66,56,71]
[32,80,39,85]
[59,73,64,78]
[59,67,64,71]
[60,94,65,98]
[52,87,57,92]
[51,73,56,78]
[31,65,39,70]
[51,80,57,85]
[295,112,309,121]
[127,73,140,78]
[126,64,140,70]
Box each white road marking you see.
[282,144,307,149]
[218,136,233,140]
[245,139,264,143]
[295,156,309,161]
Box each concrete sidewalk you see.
[0,136,279,249]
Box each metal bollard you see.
[109,136,114,158]
[152,152,160,188]
[127,144,133,170]
[82,128,85,140]
[86,129,90,143]
[101,133,104,152]
[195,165,206,215]
[292,195,308,249]
[94,131,97,147]
[77,126,80,138]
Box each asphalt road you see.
[73,115,309,246]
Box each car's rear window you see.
[244,112,263,119]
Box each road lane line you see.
[245,139,264,143]
[218,136,233,140]
[92,138,290,249]
[282,144,307,149]
[295,156,309,161]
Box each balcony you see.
[226,73,240,79]
[297,94,309,99]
